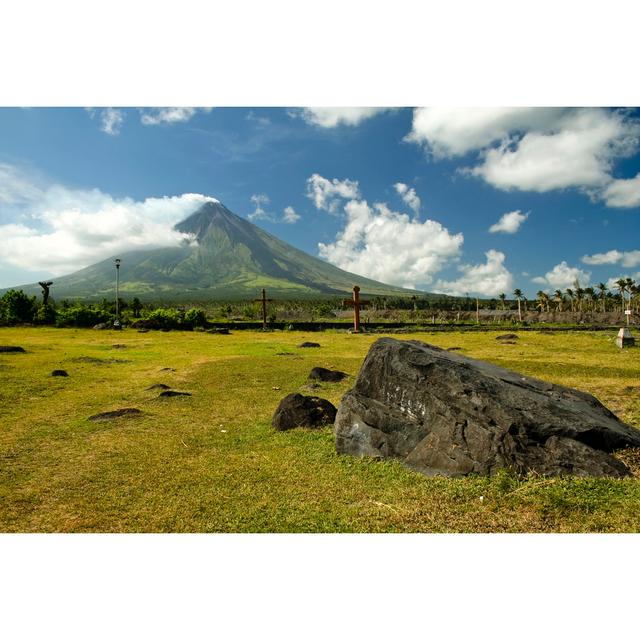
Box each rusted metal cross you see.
[342,285,370,333]
[253,288,274,330]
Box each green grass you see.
[1,327,639,532]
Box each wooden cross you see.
[253,288,274,330]
[342,286,370,333]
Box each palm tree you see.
[565,288,574,313]
[584,286,596,312]
[615,278,627,313]
[597,282,608,313]
[498,293,506,310]
[513,288,523,322]
[553,289,564,312]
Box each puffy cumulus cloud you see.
[248,194,271,221]
[531,261,591,289]
[296,107,393,128]
[318,200,463,289]
[406,107,640,200]
[600,172,640,208]
[472,109,638,192]
[434,250,513,297]
[0,187,212,275]
[394,182,421,215]
[405,107,565,157]
[489,210,529,234]
[282,206,300,224]
[140,107,212,126]
[306,174,360,214]
[582,249,640,268]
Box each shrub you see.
[56,304,112,328]
[184,307,207,328]
[0,289,37,324]
[34,304,57,325]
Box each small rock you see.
[0,346,26,353]
[496,333,518,341]
[272,386,281,390]
[272,393,337,431]
[88,408,143,421]
[207,328,230,335]
[51,369,68,377]
[298,342,321,348]
[93,323,110,330]
[159,390,192,397]
[160,367,176,372]
[308,367,348,382]
[147,383,171,390]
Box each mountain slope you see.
[7,201,436,301]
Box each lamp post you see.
[114,258,121,329]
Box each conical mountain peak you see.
[8,201,426,300]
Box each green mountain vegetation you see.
[8,201,443,301]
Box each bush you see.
[34,304,57,325]
[134,308,183,330]
[1,289,37,324]
[56,304,112,328]
[184,307,207,328]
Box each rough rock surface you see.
[272,393,337,431]
[308,367,348,382]
[51,369,69,377]
[334,338,640,478]
[0,346,26,353]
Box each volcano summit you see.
[10,200,423,301]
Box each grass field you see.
[1,326,639,533]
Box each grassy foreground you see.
[1,327,639,533]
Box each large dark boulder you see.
[334,338,640,478]
[272,393,337,431]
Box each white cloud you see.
[405,107,640,201]
[531,261,591,290]
[0,181,212,275]
[489,210,529,234]
[282,206,300,224]
[140,107,212,126]
[601,172,640,208]
[248,193,270,221]
[306,174,360,214]
[405,107,565,157]
[394,182,421,215]
[99,108,124,135]
[318,199,463,289]
[472,109,637,192]
[434,250,514,297]
[296,107,393,128]
[582,249,640,268]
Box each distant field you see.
[1,327,639,533]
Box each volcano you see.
[9,200,429,301]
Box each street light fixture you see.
[114,258,122,330]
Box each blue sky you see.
[1,106,640,297]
